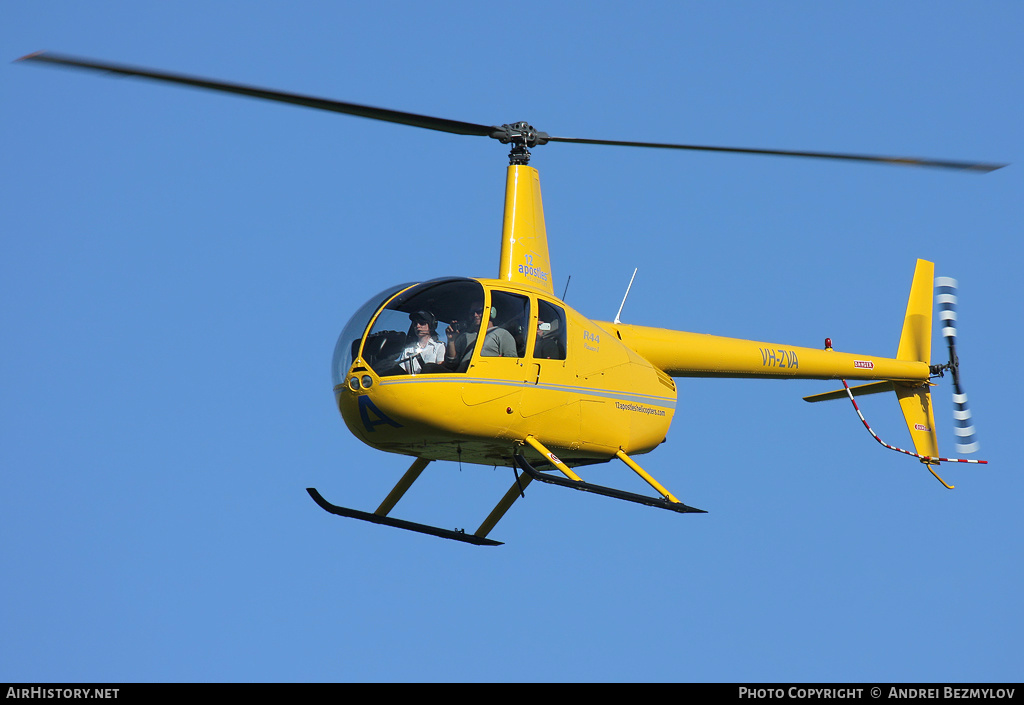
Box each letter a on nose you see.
[359,395,403,432]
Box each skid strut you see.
[515,436,705,514]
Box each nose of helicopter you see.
[335,363,422,448]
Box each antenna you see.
[613,268,638,324]
[561,275,572,301]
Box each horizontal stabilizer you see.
[803,380,894,403]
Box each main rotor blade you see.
[19,51,1006,173]
[547,136,1006,173]
[17,51,495,138]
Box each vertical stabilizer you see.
[895,259,940,460]
[895,383,940,460]
[896,259,934,363]
[498,165,555,295]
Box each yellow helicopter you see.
[19,52,1001,546]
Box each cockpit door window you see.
[533,299,567,360]
[483,291,530,358]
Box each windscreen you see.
[360,278,485,377]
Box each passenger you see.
[398,310,445,374]
[443,303,518,369]
[480,306,517,357]
[534,316,565,359]
[444,304,483,371]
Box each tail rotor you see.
[933,277,980,454]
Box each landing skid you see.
[306,487,503,546]
[308,440,702,547]
[513,450,706,514]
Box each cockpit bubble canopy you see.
[331,278,485,386]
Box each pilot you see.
[398,310,445,374]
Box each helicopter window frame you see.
[332,281,417,389]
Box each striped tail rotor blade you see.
[936,276,980,454]
[953,392,980,454]
[935,276,959,340]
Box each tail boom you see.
[601,323,930,383]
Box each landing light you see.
[348,376,360,391]
[361,375,374,389]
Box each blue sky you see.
[3,1,1021,683]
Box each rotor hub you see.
[489,122,551,165]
